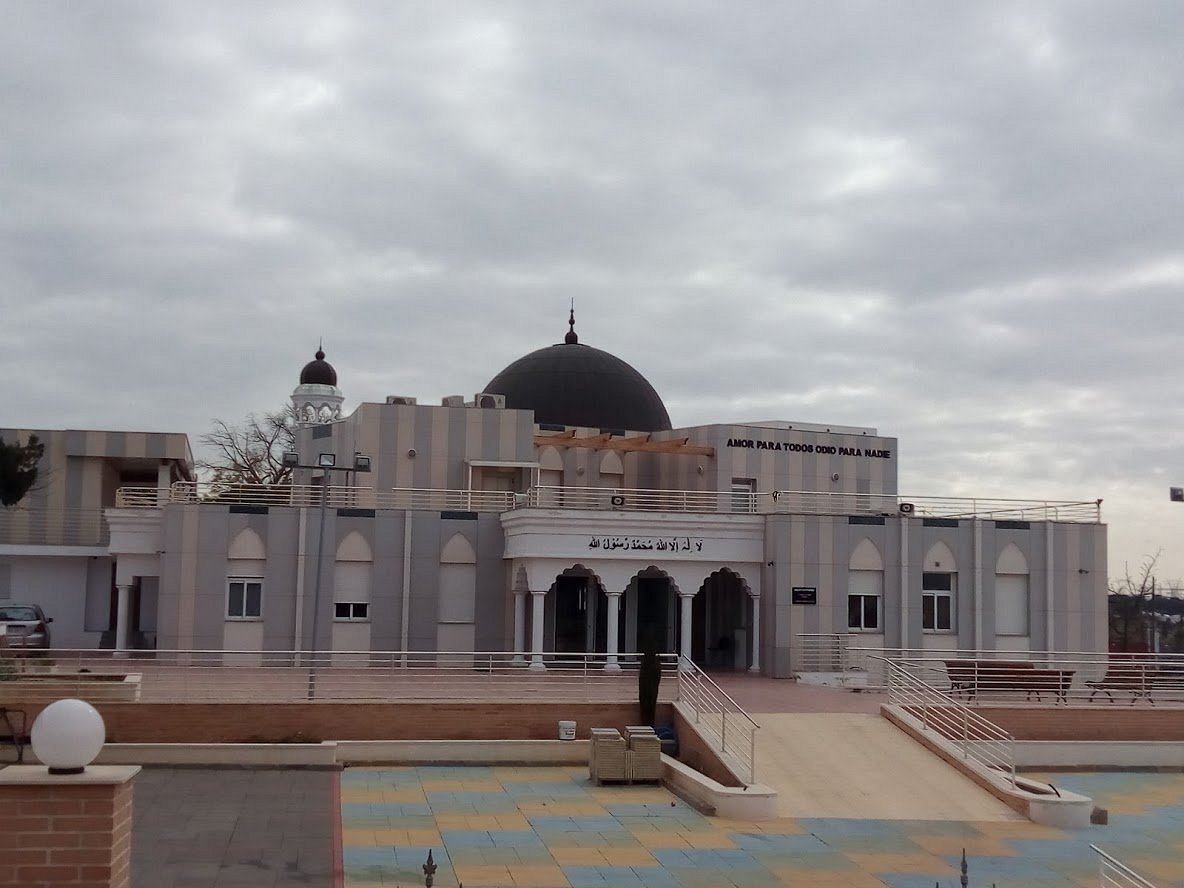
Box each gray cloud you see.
[3,1,1184,579]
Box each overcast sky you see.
[3,2,1182,585]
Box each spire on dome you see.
[564,302,578,345]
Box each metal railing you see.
[877,655,1017,788]
[1092,844,1158,887]
[797,637,1184,708]
[674,656,759,785]
[0,649,681,705]
[0,507,109,547]
[111,482,1103,523]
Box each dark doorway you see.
[553,574,589,654]
[636,574,673,653]
[692,569,749,670]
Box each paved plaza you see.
[339,765,1184,887]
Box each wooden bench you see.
[1086,660,1163,703]
[0,706,29,763]
[944,659,1075,703]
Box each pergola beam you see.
[534,433,714,458]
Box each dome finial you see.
[316,337,325,361]
[565,300,578,344]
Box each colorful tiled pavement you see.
[341,766,1184,887]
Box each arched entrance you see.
[549,565,606,657]
[692,568,751,670]
[626,566,678,654]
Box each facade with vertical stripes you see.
[4,333,1108,672]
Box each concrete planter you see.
[0,672,142,704]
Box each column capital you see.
[677,589,697,600]
[605,590,623,599]
[530,588,547,597]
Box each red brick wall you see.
[6,702,673,744]
[671,708,745,788]
[972,707,1184,741]
[0,780,132,888]
[898,704,1184,742]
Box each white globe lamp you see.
[30,698,107,775]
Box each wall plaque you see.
[791,586,817,605]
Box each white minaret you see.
[292,344,344,426]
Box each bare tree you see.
[197,407,296,491]
[0,434,44,507]
[1107,553,1160,652]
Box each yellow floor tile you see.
[548,847,607,866]
[773,869,888,887]
[845,851,955,874]
[910,834,1018,858]
[631,831,692,848]
[340,827,378,845]
[507,864,569,887]
[453,863,516,887]
[598,847,656,866]
[682,832,737,849]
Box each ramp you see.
[756,712,1026,821]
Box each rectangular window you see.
[922,571,954,632]
[334,602,369,621]
[847,570,883,632]
[731,478,756,513]
[995,575,1029,636]
[226,578,263,620]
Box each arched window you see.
[847,539,884,632]
[995,544,1030,636]
[922,542,957,633]
[226,529,265,620]
[334,532,373,622]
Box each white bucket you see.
[558,720,576,741]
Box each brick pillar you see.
[0,765,139,888]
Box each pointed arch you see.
[539,446,564,472]
[996,543,1028,575]
[335,531,372,562]
[228,528,265,560]
[599,451,624,477]
[849,538,883,571]
[441,532,477,564]
[923,541,957,572]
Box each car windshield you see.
[0,606,39,621]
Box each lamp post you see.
[282,450,371,694]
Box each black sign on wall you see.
[791,586,817,605]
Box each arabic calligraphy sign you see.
[588,536,705,553]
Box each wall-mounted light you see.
[317,453,336,468]
[353,454,371,473]
[281,451,299,468]
[407,448,417,458]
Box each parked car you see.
[0,604,53,649]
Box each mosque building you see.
[2,313,1108,671]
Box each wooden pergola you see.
[533,430,715,458]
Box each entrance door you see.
[553,575,589,655]
[636,575,672,653]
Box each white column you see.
[678,592,695,671]
[749,593,761,673]
[529,590,547,671]
[114,584,132,656]
[604,591,622,671]
[512,590,526,665]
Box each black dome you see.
[299,348,337,386]
[483,315,671,432]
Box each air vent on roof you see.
[441,395,466,407]
[474,393,506,409]
[385,395,417,405]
